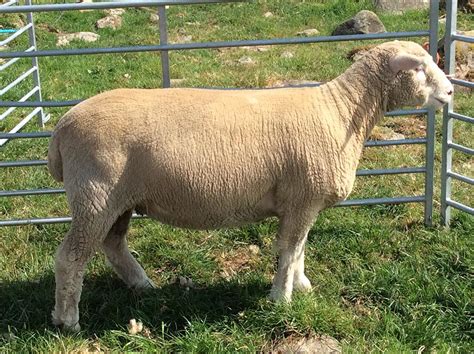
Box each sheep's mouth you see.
[433,96,449,105]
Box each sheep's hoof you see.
[52,311,81,333]
[133,278,157,291]
[269,287,292,303]
[293,275,312,293]
[52,318,81,333]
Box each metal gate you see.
[440,0,474,226]
[0,0,443,226]
[0,0,48,146]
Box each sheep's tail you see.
[47,131,63,182]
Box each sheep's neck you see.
[323,59,389,144]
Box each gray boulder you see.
[332,10,385,36]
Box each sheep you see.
[47,40,453,331]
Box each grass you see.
[1,0,473,351]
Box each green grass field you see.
[1,1,473,351]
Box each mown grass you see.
[1,0,473,352]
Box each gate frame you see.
[0,0,442,226]
[0,0,48,147]
[440,0,474,226]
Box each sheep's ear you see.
[389,53,424,73]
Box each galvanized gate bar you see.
[447,172,474,185]
[449,112,474,124]
[446,200,474,214]
[0,47,35,71]
[158,6,171,88]
[0,23,32,45]
[450,78,474,89]
[0,0,244,13]
[423,0,439,226]
[447,142,474,155]
[451,34,474,43]
[0,31,431,59]
[0,160,47,168]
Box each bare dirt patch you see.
[215,244,260,280]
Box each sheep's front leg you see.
[293,248,312,292]
[270,214,313,302]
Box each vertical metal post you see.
[25,0,46,127]
[423,0,439,226]
[158,6,171,88]
[440,0,457,226]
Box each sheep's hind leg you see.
[270,213,313,302]
[52,217,109,332]
[102,209,155,290]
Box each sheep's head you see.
[381,41,453,110]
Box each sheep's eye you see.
[415,65,425,73]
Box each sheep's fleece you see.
[48,40,453,331]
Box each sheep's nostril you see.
[447,89,453,96]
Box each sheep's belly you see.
[135,192,276,230]
[136,202,275,229]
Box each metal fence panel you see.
[0,0,445,226]
[441,0,474,226]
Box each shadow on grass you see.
[0,272,269,337]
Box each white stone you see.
[297,28,320,36]
[57,32,100,47]
[281,51,294,59]
[150,13,159,23]
[96,15,122,30]
[105,8,126,16]
[238,56,255,65]
[263,11,274,18]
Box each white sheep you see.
[47,41,453,331]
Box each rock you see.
[127,319,143,335]
[281,51,294,59]
[375,0,429,12]
[56,32,100,46]
[370,126,405,141]
[238,56,255,65]
[96,15,122,30]
[270,335,341,354]
[177,276,194,291]
[170,78,186,87]
[332,10,385,36]
[239,46,270,52]
[123,73,131,79]
[150,13,160,23]
[180,35,193,42]
[248,245,260,255]
[105,8,126,16]
[263,11,274,18]
[297,28,320,37]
